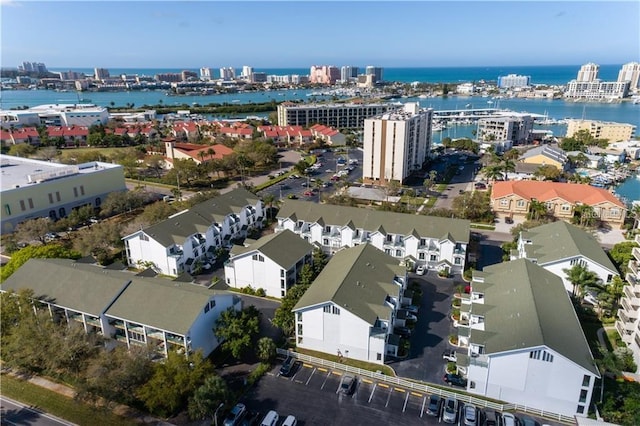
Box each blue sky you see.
[1,1,638,68]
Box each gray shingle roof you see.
[130,188,260,247]
[521,221,617,272]
[278,200,470,243]
[520,145,568,164]
[293,244,405,325]
[230,229,314,268]
[471,259,599,375]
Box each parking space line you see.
[420,396,426,418]
[411,391,422,397]
[303,363,313,368]
[320,370,331,390]
[368,383,377,403]
[362,378,373,384]
[378,383,389,388]
[402,391,410,412]
[305,368,316,386]
[384,386,393,407]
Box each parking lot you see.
[239,360,562,426]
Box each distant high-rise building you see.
[576,63,599,82]
[58,70,85,80]
[200,67,213,81]
[94,68,110,80]
[310,65,340,85]
[181,70,198,81]
[219,67,236,81]
[497,74,531,89]
[340,66,359,82]
[242,66,254,79]
[618,62,640,93]
[155,73,182,83]
[19,61,48,74]
[252,72,267,83]
[363,103,433,184]
[365,66,384,83]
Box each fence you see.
[277,348,576,425]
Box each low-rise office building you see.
[0,258,242,359]
[0,154,126,233]
[519,145,568,171]
[457,259,600,417]
[0,103,109,129]
[476,115,534,145]
[224,230,315,298]
[123,188,264,276]
[293,244,407,364]
[276,200,469,273]
[511,221,618,293]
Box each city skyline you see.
[1,1,638,69]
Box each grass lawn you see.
[55,146,134,161]
[294,347,395,377]
[0,374,137,426]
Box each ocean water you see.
[46,64,625,86]
[615,175,640,205]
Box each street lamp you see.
[214,402,224,426]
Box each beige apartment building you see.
[565,119,636,142]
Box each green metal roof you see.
[230,229,314,268]
[278,200,470,243]
[470,259,599,375]
[520,221,616,272]
[129,188,260,247]
[293,244,405,325]
[0,258,128,316]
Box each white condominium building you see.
[564,80,630,100]
[340,66,359,82]
[498,74,530,88]
[616,233,640,372]
[476,114,534,145]
[277,102,400,128]
[0,103,109,129]
[219,67,236,81]
[241,66,254,79]
[200,67,213,81]
[577,63,600,82]
[618,62,640,94]
[363,102,433,184]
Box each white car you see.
[416,265,426,275]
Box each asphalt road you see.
[0,396,75,426]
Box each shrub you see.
[446,362,457,373]
[247,362,271,386]
[449,334,459,345]
[255,288,266,297]
[241,286,256,295]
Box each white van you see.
[282,415,297,426]
[260,410,279,426]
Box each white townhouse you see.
[276,200,470,273]
[293,244,408,364]
[456,259,600,417]
[123,188,264,277]
[511,221,618,293]
[0,258,242,359]
[224,230,315,299]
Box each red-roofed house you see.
[310,124,346,146]
[0,127,41,146]
[164,140,233,167]
[46,126,88,147]
[172,121,201,140]
[491,181,626,228]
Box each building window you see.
[561,204,571,212]
[395,250,402,257]
[297,324,303,335]
[582,375,590,387]
[499,199,509,207]
[19,200,25,211]
[323,239,329,245]
[56,192,61,202]
[386,234,393,242]
[140,234,149,242]
[80,185,85,196]
[420,238,426,246]
[297,312,302,322]
[281,289,285,297]
[73,187,78,197]
[516,200,525,208]
[419,253,425,260]
[455,258,462,265]
[59,207,66,217]
[209,300,215,309]
[325,225,331,233]
[48,193,54,204]
[385,249,391,254]
[430,255,437,261]
[377,353,382,361]
[27,198,33,209]
[204,304,210,314]
[610,208,620,217]
[332,306,340,315]
[323,305,331,313]
[577,405,585,414]
[579,389,588,403]
[281,269,285,277]
[95,197,101,207]
[4,204,11,215]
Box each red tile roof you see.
[491,181,625,208]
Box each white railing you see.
[277,348,576,425]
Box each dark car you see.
[279,356,295,377]
[482,408,500,426]
[287,194,298,199]
[393,326,412,338]
[443,373,468,387]
[505,216,514,224]
[518,415,540,426]
[340,375,357,395]
[425,394,443,416]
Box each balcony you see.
[468,353,489,368]
[85,317,101,327]
[633,247,640,262]
[623,285,640,302]
[616,320,634,337]
[618,308,637,323]
[630,260,639,277]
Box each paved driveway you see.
[390,271,461,385]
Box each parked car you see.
[518,415,540,426]
[463,404,478,426]
[260,410,279,426]
[402,305,419,315]
[279,356,295,377]
[442,349,457,362]
[416,265,426,275]
[393,326,411,338]
[425,394,442,416]
[502,413,518,426]
[482,408,500,426]
[243,411,262,426]
[223,403,246,426]
[443,373,467,387]
[281,415,297,426]
[287,194,298,199]
[340,375,357,395]
[303,190,314,197]
[442,397,459,424]
[505,216,514,224]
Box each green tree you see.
[563,263,600,298]
[608,241,639,275]
[500,158,516,180]
[100,190,146,217]
[298,263,315,287]
[482,164,503,182]
[14,217,54,245]
[0,244,81,282]
[527,200,548,222]
[137,350,213,417]
[187,375,229,422]
[533,164,562,181]
[141,201,178,225]
[573,204,597,227]
[256,337,277,363]
[312,247,328,276]
[8,143,36,157]
[72,221,123,262]
[272,283,309,336]
[214,306,260,359]
[262,193,276,220]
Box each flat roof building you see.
[277,102,401,128]
[566,119,636,142]
[0,103,109,129]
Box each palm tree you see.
[563,263,600,298]
[527,199,547,221]
[262,193,276,220]
[501,159,516,181]
[206,147,215,161]
[482,165,503,182]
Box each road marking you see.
[294,379,303,384]
[362,378,373,384]
[303,363,313,368]
[320,370,331,390]
[305,368,316,386]
[411,391,422,397]
[317,367,328,372]
[385,386,393,407]
[402,391,410,412]
[394,387,406,393]
[368,383,377,403]
[420,396,427,418]
[378,383,389,388]
[332,371,342,376]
